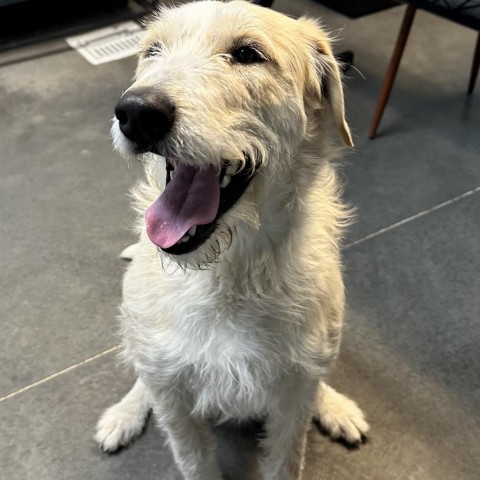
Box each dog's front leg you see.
[259,382,317,480]
[152,396,222,480]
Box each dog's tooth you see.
[187,226,197,236]
[225,164,236,176]
[180,235,190,243]
[170,169,175,180]
[220,175,231,188]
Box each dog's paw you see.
[119,242,140,261]
[313,383,370,447]
[94,401,149,452]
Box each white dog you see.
[95,2,369,479]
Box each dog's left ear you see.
[300,18,353,147]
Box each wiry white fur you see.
[96,2,368,479]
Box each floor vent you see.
[66,21,142,65]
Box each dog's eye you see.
[146,42,164,58]
[231,46,265,64]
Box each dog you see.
[95,2,369,479]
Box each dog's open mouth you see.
[145,158,255,255]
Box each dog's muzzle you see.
[114,89,257,256]
[115,88,175,151]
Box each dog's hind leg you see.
[95,377,151,452]
[313,382,369,446]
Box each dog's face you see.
[113,0,351,266]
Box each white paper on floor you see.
[66,21,143,65]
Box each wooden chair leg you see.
[467,32,480,95]
[369,5,417,139]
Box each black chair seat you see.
[405,0,480,30]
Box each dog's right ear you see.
[299,18,353,147]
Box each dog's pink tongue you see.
[145,163,220,249]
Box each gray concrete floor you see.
[1,1,479,479]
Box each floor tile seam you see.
[344,185,480,250]
[0,345,120,404]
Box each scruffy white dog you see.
[95,1,369,479]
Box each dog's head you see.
[113,0,351,267]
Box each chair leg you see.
[369,5,417,139]
[467,32,480,95]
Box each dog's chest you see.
[122,263,311,418]
[164,318,283,418]
[132,305,292,418]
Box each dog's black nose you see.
[115,89,175,147]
